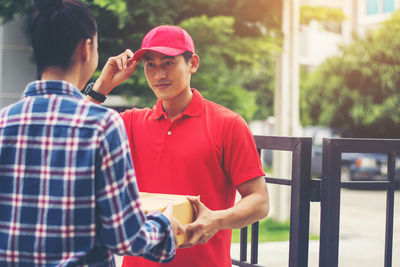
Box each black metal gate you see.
[319,138,400,267]
[232,136,399,267]
[232,136,312,267]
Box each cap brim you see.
[132,47,187,62]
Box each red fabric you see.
[120,89,264,267]
[132,25,195,61]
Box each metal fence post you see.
[384,152,395,267]
[319,139,341,267]
[289,138,312,267]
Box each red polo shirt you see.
[120,89,264,267]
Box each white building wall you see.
[299,0,347,69]
[299,0,400,69]
[299,22,344,68]
[355,0,400,35]
[0,16,36,109]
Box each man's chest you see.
[131,117,223,163]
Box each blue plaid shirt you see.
[0,81,175,266]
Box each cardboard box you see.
[139,192,194,245]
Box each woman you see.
[0,0,180,266]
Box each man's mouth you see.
[155,83,171,90]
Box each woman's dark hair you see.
[31,0,97,77]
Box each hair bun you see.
[34,0,63,17]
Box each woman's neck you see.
[41,66,82,89]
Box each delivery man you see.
[84,25,269,267]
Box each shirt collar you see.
[150,89,204,120]
[23,80,84,100]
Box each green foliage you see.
[86,0,129,27]
[300,5,347,33]
[301,10,400,138]
[0,0,31,24]
[102,0,282,121]
[180,16,279,120]
[1,0,282,121]
[300,5,347,25]
[0,0,128,24]
[231,218,319,243]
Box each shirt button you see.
[167,131,172,136]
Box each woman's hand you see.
[163,203,185,247]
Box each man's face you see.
[143,51,195,102]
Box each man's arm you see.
[85,49,139,103]
[181,176,269,247]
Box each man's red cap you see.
[132,25,195,62]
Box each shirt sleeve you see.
[223,115,265,187]
[94,110,175,263]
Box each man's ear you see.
[189,54,200,74]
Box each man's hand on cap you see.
[94,49,139,96]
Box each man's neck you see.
[162,88,193,121]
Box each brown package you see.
[139,192,195,245]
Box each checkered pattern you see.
[0,81,175,266]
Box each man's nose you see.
[155,68,167,80]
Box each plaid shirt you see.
[0,81,175,266]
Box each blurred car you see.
[338,152,400,182]
[303,126,400,182]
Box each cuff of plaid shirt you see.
[141,212,176,263]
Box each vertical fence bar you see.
[319,139,342,267]
[384,152,395,267]
[251,222,259,264]
[288,138,312,267]
[240,227,248,262]
[248,148,261,265]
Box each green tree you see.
[97,0,282,121]
[300,5,347,33]
[0,0,128,23]
[1,0,281,121]
[0,1,31,23]
[180,16,279,120]
[301,10,400,138]
[300,5,346,25]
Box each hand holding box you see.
[139,192,195,245]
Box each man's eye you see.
[146,63,154,68]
